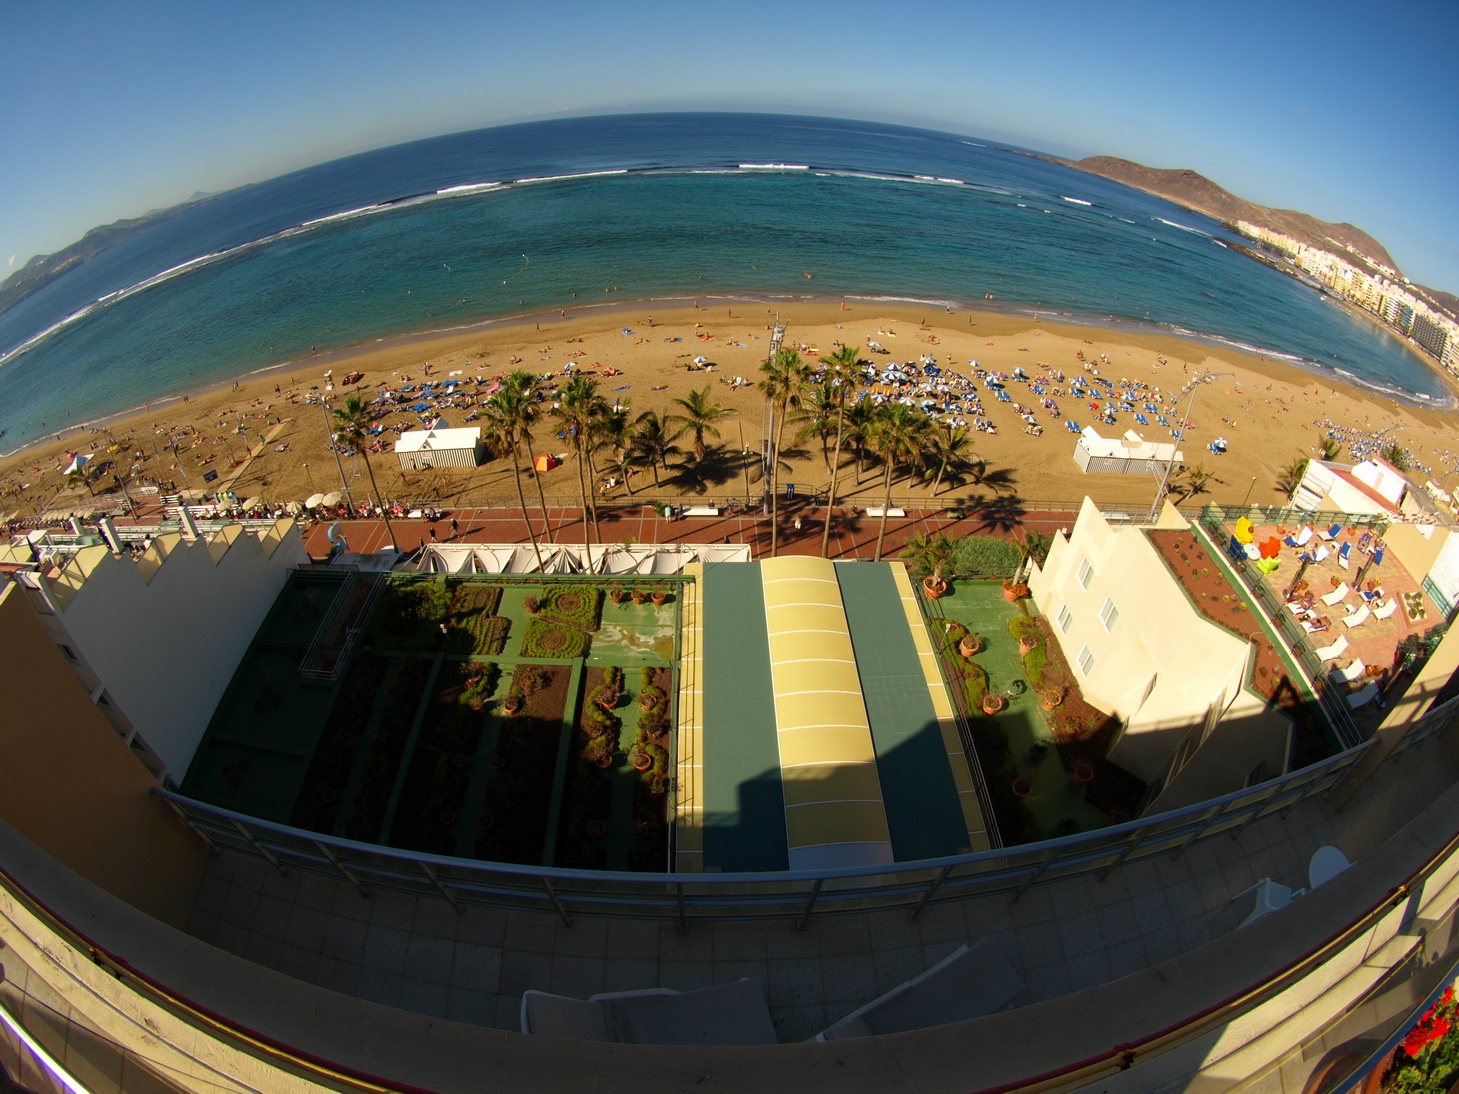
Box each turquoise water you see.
[0,112,1441,452]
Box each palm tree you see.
[926,422,975,497]
[628,409,681,487]
[667,386,732,462]
[499,371,554,544]
[1278,454,1309,499]
[483,378,545,570]
[868,403,929,562]
[794,385,840,471]
[758,349,813,557]
[817,344,868,558]
[900,530,959,592]
[843,398,878,484]
[1172,462,1215,501]
[331,395,399,552]
[555,376,609,552]
[1381,442,1410,471]
[66,464,94,497]
[1319,435,1344,462]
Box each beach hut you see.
[394,426,484,470]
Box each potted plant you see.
[630,587,647,605]
[608,585,627,604]
[502,692,523,716]
[1072,762,1095,786]
[1041,685,1065,711]
[524,594,541,614]
[650,585,668,606]
[900,530,957,600]
[982,692,1006,715]
[1019,633,1039,655]
[628,743,653,771]
[1012,776,1033,798]
[959,632,983,657]
[1003,579,1030,602]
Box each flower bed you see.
[363,580,453,652]
[289,652,387,833]
[341,656,430,843]
[520,618,590,658]
[540,586,605,632]
[447,580,502,617]
[472,664,569,866]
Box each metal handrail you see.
[155,737,1376,924]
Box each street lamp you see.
[1242,475,1258,509]
[1147,370,1230,522]
[303,462,316,496]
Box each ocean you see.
[0,112,1442,453]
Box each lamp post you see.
[303,462,316,496]
[1242,475,1258,509]
[1147,371,1229,522]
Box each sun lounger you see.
[520,979,777,1045]
[1294,526,1314,546]
[1347,682,1381,709]
[1338,542,1351,568]
[1320,523,1342,540]
[1343,605,1371,628]
[1315,635,1349,662]
[1311,545,1330,563]
[1373,598,1398,620]
[1321,583,1350,606]
[1332,659,1366,683]
[814,941,1024,1041]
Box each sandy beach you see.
[5,300,1459,524]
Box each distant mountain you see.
[0,194,216,318]
[1059,156,1401,278]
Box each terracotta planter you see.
[585,819,607,839]
[597,695,617,712]
[631,590,647,604]
[982,693,1006,715]
[503,696,522,716]
[651,590,667,605]
[438,810,457,827]
[1019,635,1038,655]
[593,754,614,769]
[1012,777,1033,799]
[1002,586,1019,602]
[633,753,653,772]
[959,635,982,658]
[924,577,948,600]
[609,590,626,604]
[1072,763,1094,786]
[479,813,496,832]
[489,753,507,771]
[319,786,338,804]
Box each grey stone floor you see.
[187,742,1455,1043]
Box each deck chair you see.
[1309,846,1352,888]
[1321,523,1342,540]
[1234,878,1303,927]
[814,941,1024,1041]
[1311,545,1330,563]
[1338,542,1352,568]
[1343,605,1371,628]
[1321,583,1350,606]
[1315,635,1349,662]
[1294,526,1314,546]
[1373,598,1398,619]
[1332,658,1366,683]
[1346,682,1380,709]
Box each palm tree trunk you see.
[573,441,597,564]
[583,445,601,538]
[511,447,544,570]
[931,459,946,498]
[360,451,399,552]
[820,405,846,558]
[770,404,788,557]
[873,459,894,562]
[531,463,555,543]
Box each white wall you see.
[49,525,307,779]
[1031,499,1281,786]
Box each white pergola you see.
[418,542,750,575]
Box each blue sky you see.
[4,0,1457,292]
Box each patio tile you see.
[771,1003,829,1043]
[404,934,455,984]
[766,957,824,1006]
[446,987,496,1026]
[361,924,411,974]
[450,943,503,990]
[398,976,450,1017]
[601,958,662,993]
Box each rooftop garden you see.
[184,574,682,871]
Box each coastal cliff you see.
[1062,155,1399,276]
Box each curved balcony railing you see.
[156,738,1375,928]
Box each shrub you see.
[520,619,589,658]
[961,662,989,707]
[540,586,605,632]
[949,535,1021,577]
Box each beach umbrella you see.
[241,496,261,509]
[305,493,325,509]
[288,500,305,514]
[322,491,343,507]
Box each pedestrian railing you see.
[155,738,1375,928]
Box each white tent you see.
[394,426,484,470]
[419,542,749,575]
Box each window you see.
[1077,558,1094,589]
[1099,597,1119,631]
[1056,604,1073,633]
[1077,644,1094,676]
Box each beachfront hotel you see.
[3,488,1459,1093]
